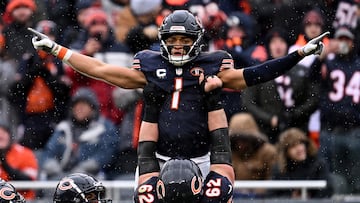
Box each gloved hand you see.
[200,74,223,112]
[28,27,72,61]
[299,31,330,56]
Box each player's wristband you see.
[51,44,73,62]
[210,128,232,165]
[138,141,160,175]
[143,105,160,123]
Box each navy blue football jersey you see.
[133,50,233,158]
[320,56,360,128]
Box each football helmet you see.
[158,10,204,66]
[53,173,111,203]
[0,181,25,203]
[156,158,203,203]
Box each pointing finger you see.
[310,31,330,43]
[27,27,49,39]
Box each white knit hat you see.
[130,0,162,15]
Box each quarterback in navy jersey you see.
[30,9,328,203]
[134,49,232,158]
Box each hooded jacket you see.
[42,88,119,179]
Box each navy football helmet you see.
[0,180,25,203]
[156,158,203,203]
[53,173,111,203]
[158,10,204,66]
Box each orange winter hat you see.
[6,0,36,13]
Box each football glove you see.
[299,31,330,56]
[29,27,73,61]
[200,75,223,112]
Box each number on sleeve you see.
[138,185,155,203]
[205,178,222,197]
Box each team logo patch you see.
[190,67,204,76]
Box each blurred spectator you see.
[0,19,18,134]
[271,128,333,199]
[0,121,38,200]
[249,0,325,44]
[67,7,132,125]
[242,27,318,143]
[189,1,227,51]
[8,20,70,151]
[218,11,264,120]
[107,88,143,180]
[229,113,277,198]
[311,26,360,194]
[2,0,37,63]
[289,8,330,67]
[222,11,266,67]
[113,0,162,44]
[218,0,252,15]
[288,8,330,145]
[40,87,119,180]
[57,0,100,47]
[44,0,78,44]
[101,0,129,27]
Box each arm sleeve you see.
[243,51,303,87]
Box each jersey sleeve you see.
[134,176,159,203]
[201,171,233,203]
[202,50,234,75]
[218,51,234,72]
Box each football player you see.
[53,173,112,203]
[135,74,233,203]
[30,9,328,203]
[0,180,25,203]
[161,158,232,203]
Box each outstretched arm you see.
[29,28,147,89]
[219,31,330,90]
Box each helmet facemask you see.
[159,10,205,66]
[160,34,203,66]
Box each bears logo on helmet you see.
[156,158,203,203]
[0,180,25,203]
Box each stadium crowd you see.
[0,0,359,201]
